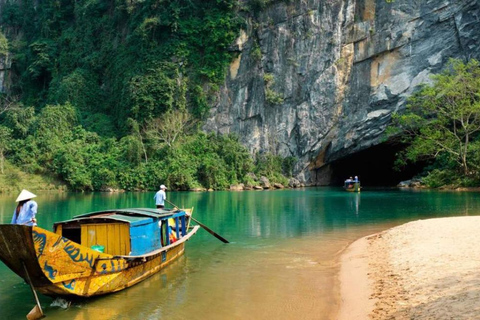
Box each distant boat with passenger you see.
[0,208,200,298]
[344,176,361,192]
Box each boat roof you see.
[74,208,180,219]
[54,208,185,226]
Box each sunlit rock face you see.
[0,54,10,94]
[204,0,480,185]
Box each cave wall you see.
[204,0,480,185]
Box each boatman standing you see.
[154,184,167,209]
[11,189,38,226]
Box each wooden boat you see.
[0,208,199,298]
[344,181,361,192]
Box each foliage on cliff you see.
[0,1,294,191]
[1,0,241,127]
[389,59,480,187]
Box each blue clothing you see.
[154,190,166,206]
[11,200,38,226]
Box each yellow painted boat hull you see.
[0,224,199,297]
[344,182,361,192]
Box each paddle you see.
[22,261,45,320]
[164,199,230,244]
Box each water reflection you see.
[1,188,480,319]
[352,192,361,216]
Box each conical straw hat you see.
[15,189,37,202]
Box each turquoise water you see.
[1,188,480,319]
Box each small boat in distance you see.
[0,208,200,298]
[344,181,361,192]
[344,177,361,192]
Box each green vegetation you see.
[263,73,284,105]
[0,100,294,191]
[388,59,480,187]
[0,1,294,191]
[0,161,65,193]
[2,0,242,124]
[0,31,7,57]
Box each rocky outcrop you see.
[0,48,9,94]
[205,0,480,185]
[398,178,424,188]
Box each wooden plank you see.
[122,224,131,255]
[81,225,88,246]
[96,224,107,249]
[106,224,115,255]
[110,223,124,255]
[112,224,120,255]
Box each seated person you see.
[168,218,178,243]
[168,225,177,243]
[344,177,353,188]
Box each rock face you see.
[204,0,480,185]
[0,54,9,94]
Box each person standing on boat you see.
[11,189,38,226]
[154,184,167,209]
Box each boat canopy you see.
[53,208,190,256]
[74,208,183,219]
[52,208,185,226]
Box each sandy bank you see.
[338,216,480,319]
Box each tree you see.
[0,94,20,116]
[0,126,12,174]
[145,109,196,148]
[389,58,480,177]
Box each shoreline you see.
[337,216,480,319]
[5,183,480,194]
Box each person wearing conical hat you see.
[11,189,38,226]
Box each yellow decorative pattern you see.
[32,226,190,297]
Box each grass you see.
[0,161,67,193]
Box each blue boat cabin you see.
[53,209,189,256]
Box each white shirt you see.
[154,190,166,206]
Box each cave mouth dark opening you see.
[328,142,427,187]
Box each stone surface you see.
[288,177,301,188]
[259,176,271,189]
[229,183,245,191]
[204,0,480,185]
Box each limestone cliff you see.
[204,0,480,185]
[0,54,10,94]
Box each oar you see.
[22,261,45,320]
[165,199,229,244]
[20,219,36,226]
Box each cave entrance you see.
[326,142,426,187]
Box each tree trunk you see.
[463,134,469,175]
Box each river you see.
[1,188,480,320]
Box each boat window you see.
[62,227,81,244]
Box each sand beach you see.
[338,216,480,319]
